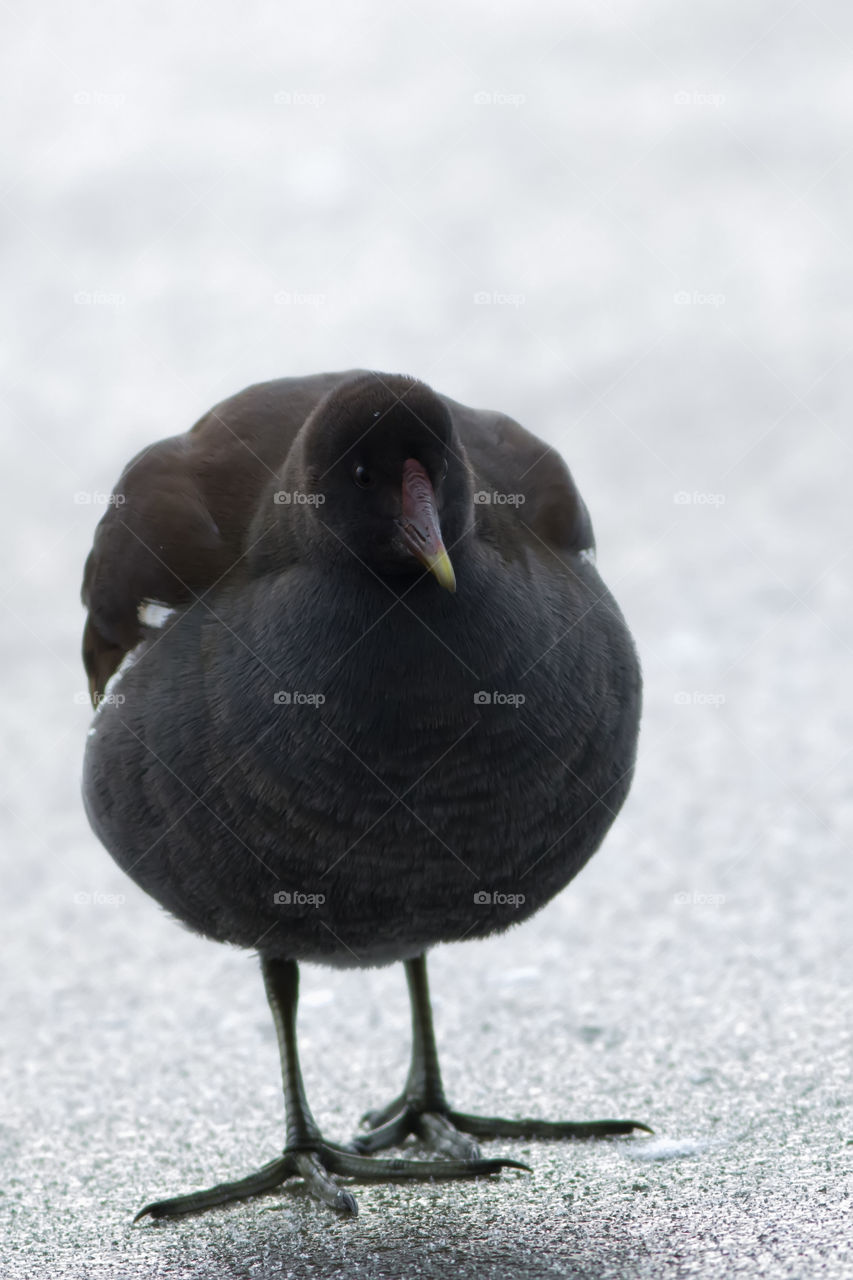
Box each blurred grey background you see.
[1,2,850,1278]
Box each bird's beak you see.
[399,458,456,592]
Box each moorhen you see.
[81,370,647,1219]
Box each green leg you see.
[135,956,523,1221]
[353,954,651,1158]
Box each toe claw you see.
[133,1203,160,1224]
[337,1189,359,1215]
[293,1151,360,1214]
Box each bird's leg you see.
[356,952,479,1159]
[134,957,523,1221]
[353,954,651,1159]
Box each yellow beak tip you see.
[425,549,456,592]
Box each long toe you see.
[326,1149,528,1181]
[448,1112,654,1140]
[134,1156,294,1220]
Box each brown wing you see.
[448,399,594,559]
[81,371,357,703]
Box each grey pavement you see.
[1,2,851,1277]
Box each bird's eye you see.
[353,464,374,488]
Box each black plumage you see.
[81,370,646,1219]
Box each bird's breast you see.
[83,558,640,963]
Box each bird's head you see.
[277,373,472,591]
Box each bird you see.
[81,369,647,1220]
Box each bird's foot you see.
[353,1095,652,1159]
[133,1139,526,1221]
